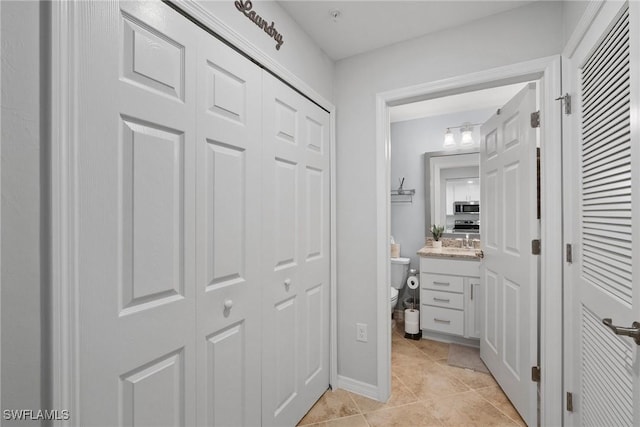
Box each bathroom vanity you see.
[417,244,481,346]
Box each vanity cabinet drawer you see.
[422,290,464,310]
[421,273,464,293]
[420,305,464,336]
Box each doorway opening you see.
[388,82,526,333]
[374,57,564,425]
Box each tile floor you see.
[298,326,526,427]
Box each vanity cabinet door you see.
[465,278,481,339]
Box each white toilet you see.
[390,257,410,311]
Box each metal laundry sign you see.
[234,0,284,51]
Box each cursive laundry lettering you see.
[235,0,284,50]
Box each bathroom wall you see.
[390,108,494,306]
[334,1,564,390]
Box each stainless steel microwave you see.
[454,201,480,214]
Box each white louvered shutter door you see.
[566,2,640,425]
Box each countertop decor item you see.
[431,224,444,249]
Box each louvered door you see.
[565,2,640,425]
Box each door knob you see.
[602,318,640,345]
[224,299,233,310]
[284,278,291,290]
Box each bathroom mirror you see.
[424,149,480,237]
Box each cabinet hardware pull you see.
[433,281,450,286]
[433,297,450,303]
[471,284,474,300]
[434,318,451,324]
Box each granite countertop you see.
[417,245,481,260]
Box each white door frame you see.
[375,55,563,424]
[49,1,337,423]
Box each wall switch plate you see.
[356,323,368,342]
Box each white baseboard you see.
[336,375,380,401]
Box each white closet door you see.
[261,73,331,426]
[479,84,539,427]
[75,2,198,425]
[195,30,263,426]
[565,3,640,425]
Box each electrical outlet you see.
[356,323,368,342]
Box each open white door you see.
[564,2,640,425]
[480,83,539,426]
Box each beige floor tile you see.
[364,401,442,427]
[350,375,417,414]
[398,365,470,400]
[393,339,429,359]
[302,337,525,427]
[434,359,499,389]
[298,389,360,426]
[412,338,450,360]
[426,390,518,426]
[391,353,436,379]
[315,414,370,427]
[476,386,527,426]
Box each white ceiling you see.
[278,1,537,60]
[390,82,528,122]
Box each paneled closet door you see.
[261,73,331,426]
[195,30,263,426]
[75,2,198,425]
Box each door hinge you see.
[531,366,541,382]
[530,110,541,128]
[555,93,572,115]
[566,243,573,263]
[566,392,574,412]
[532,239,541,255]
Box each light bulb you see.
[461,128,474,145]
[443,128,456,148]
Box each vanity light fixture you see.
[442,122,481,148]
[443,128,456,148]
[460,123,474,146]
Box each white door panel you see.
[76,2,198,424]
[565,3,640,425]
[72,2,331,425]
[262,73,331,426]
[480,84,538,427]
[195,29,262,427]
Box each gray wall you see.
[334,1,564,388]
[1,0,48,421]
[390,108,493,305]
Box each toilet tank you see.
[390,257,410,289]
